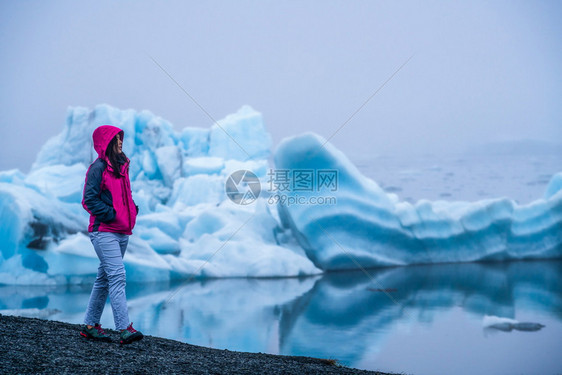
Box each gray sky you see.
[1,0,561,172]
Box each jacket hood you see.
[92,125,124,159]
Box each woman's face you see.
[113,134,123,154]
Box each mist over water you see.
[1,1,561,172]
[1,2,561,374]
[353,150,562,204]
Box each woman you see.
[80,125,143,344]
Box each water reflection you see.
[279,260,562,365]
[1,260,561,371]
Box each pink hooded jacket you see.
[82,125,137,235]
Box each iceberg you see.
[0,104,561,285]
[0,104,318,284]
[482,315,545,332]
[274,133,562,270]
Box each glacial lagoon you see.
[1,105,561,374]
[2,259,561,375]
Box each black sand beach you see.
[0,314,398,375]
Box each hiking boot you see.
[120,323,143,345]
[80,324,112,342]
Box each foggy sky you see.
[1,0,561,172]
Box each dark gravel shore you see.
[0,314,397,375]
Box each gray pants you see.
[84,231,130,330]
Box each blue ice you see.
[0,104,561,284]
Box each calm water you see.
[2,260,562,375]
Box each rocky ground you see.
[0,314,398,375]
